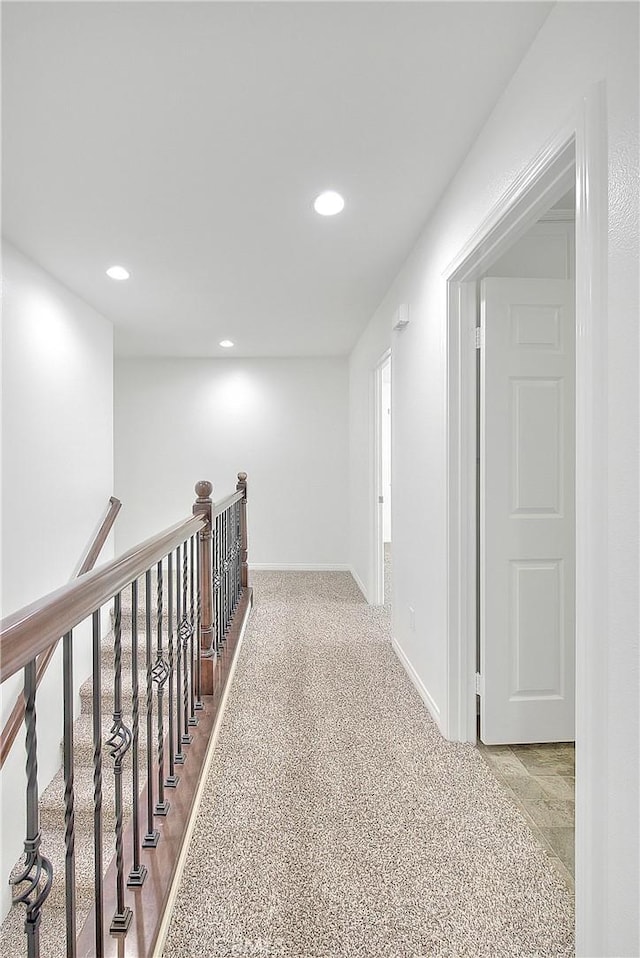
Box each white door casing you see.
[480,277,575,745]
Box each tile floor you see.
[478,739,575,892]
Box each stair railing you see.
[0,495,123,770]
[0,476,252,958]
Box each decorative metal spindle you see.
[174,544,185,764]
[143,570,159,847]
[228,507,233,622]
[232,503,237,612]
[153,560,170,815]
[180,541,193,746]
[188,536,198,726]
[229,504,234,616]
[214,513,221,654]
[195,541,203,709]
[237,500,242,599]
[232,503,238,611]
[165,551,179,785]
[11,660,53,958]
[91,611,104,957]
[221,511,226,641]
[235,501,241,608]
[127,580,147,887]
[221,512,227,639]
[106,593,133,934]
[224,509,231,632]
[63,630,77,957]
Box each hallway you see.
[163,572,574,957]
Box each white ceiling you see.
[2,2,552,358]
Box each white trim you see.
[155,599,252,955]
[372,349,392,606]
[249,563,351,572]
[444,135,575,282]
[445,279,478,744]
[573,81,609,958]
[539,208,576,223]
[349,565,369,602]
[444,83,609,957]
[392,635,441,723]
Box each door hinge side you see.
[475,327,484,349]
[475,672,483,695]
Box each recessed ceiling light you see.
[219,340,234,348]
[106,265,130,280]
[313,190,345,216]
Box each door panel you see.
[480,278,575,745]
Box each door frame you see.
[444,84,608,955]
[372,349,391,606]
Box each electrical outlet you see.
[409,606,415,631]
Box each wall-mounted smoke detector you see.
[392,304,410,331]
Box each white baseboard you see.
[249,563,351,572]
[349,566,369,602]
[392,635,442,727]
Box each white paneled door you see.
[479,278,575,745]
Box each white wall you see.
[114,358,349,568]
[0,241,114,917]
[348,4,638,956]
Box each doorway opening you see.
[374,351,392,607]
[474,185,577,887]
[444,88,609,953]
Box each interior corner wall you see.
[114,357,349,569]
[347,4,638,955]
[0,240,114,919]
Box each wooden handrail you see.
[74,496,122,577]
[0,496,122,769]
[213,488,244,518]
[0,513,205,685]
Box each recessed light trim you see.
[106,265,130,280]
[219,340,235,348]
[313,190,345,216]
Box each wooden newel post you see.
[236,472,249,588]
[193,480,214,694]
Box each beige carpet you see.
[163,571,574,958]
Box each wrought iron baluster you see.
[166,551,179,785]
[143,570,159,847]
[214,513,221,654]
[107,593,132,934]
[232,503,237,612]
[235,500,241,609]
[221,510,227,640]
[63,629,77,957]
[180,541,193,747]
[91,610,104,957]
[11,660,53,958]
[228,506,233,624]
[153,560,170,815]
[128,580,146,886]
[174,544,185,764]
[195,539,203,710]
[188,535,198,727]
[223,508,229,629]
[221,510,227,638]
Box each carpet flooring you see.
[162,571,574,958]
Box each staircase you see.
[0,476,252,958]
[1,584,169,957]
